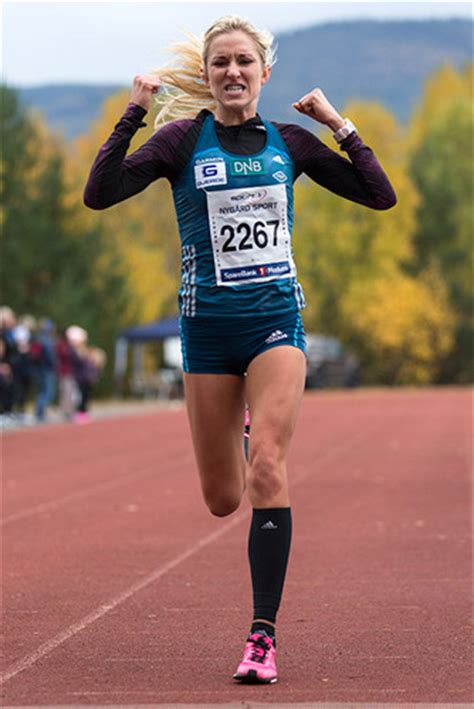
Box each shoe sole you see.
[233,669,277,684]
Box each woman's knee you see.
[199,459,245,517]
[204,491,242,517]
[247,446,284,500]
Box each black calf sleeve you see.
[248,507,292,624]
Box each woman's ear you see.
[200,66,209,86]
[261,65,271,86]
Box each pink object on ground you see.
[74,412,91,425]
[233,632,277,684]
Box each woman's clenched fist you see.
[292,88,345,131]
[130,74,161,112]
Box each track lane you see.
[2,409,187,518]
[2,389,471,704]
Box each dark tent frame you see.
[114,316,181,393]
[119,316,180,342]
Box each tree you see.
[293,99,455,384]
[1,84,129,382]
[341,266,454,384]
[408,64,473,382]
[72,91,181,326]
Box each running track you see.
[1,388,472,707]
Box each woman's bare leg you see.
[245,346,307,508]
[183,372,247,517]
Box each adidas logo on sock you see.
[261,520,278,530]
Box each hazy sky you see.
[3,1,473,86]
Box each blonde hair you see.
[152,16,276,129]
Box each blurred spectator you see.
[1,312,107,428]
[55,328,78,421]
[89,347,107,384]
[67,325,92,424]
[0,335,15,418]
[0,306,17,340]
[12,316,36,419]
[32,318,57,422]
[0,306,17,423]
[81,347,107,421]
[67,326,107,424]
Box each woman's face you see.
[203,30,271,124]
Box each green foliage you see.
[73,90,181,325]
[0,83,130,388]
[294,101,436,384]
[293,64,472,385]
[409,71,473,382]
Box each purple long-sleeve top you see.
[84,103,397,211]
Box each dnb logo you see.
[194,157,227,188]
[231,157,266,177]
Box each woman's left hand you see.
[292,88,345,131]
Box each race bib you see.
[206,184,296,287]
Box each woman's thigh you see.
[183,372,247,513]
[244,345,307,506]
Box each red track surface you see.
[1,388,472,706]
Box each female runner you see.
[84,15,397,684]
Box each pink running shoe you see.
[233,632,277,684]
[74,412,91,425]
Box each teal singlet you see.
[172,113,306,318]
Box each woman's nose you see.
[226,62,241,78]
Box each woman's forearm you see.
[335,132,398,210]
[83,103,154,210]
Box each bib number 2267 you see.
[207,183,295,286]
[221,219,279,253]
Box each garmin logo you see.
[202,164,218,177]
[194,158,227,188]
[231,158,265,177]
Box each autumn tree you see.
[293,99,455,384]
[408,63,473,382]
[72,90,180,326]
[1,84,129,369]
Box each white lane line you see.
[2,410,373,528]
[0,508,248,687]
[1,455,193,527]
[0,425,376,688]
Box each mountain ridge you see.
[15,18,473,140]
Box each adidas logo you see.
[261,520,278,530]
[265,329,288,345]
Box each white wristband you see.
[333,118,357,144]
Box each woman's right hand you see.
[130,74,161,112]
